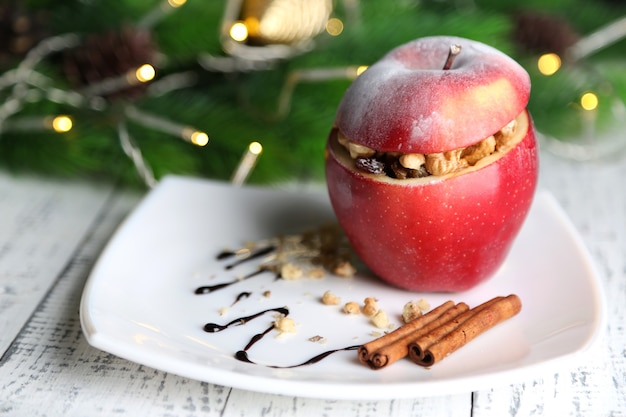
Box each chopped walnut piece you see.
[307,267,325,279]
[402,301,423,323]
[338,116,519,180]
[425,149,467,176]
[462,135,496,166]
[263,290,272,298]
[348,142,376,159]
[273,315,297,334]
[495,119,518,151]
[321,290,341,305]
[399,153,425,170]
[333,260,356,277]
[343,301,361,315]
[280,262,303,280]
[371,309,389,329]
[337,130,350,147]
[362,297,379,317]
[416,298,430,311]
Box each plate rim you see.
[79,176,607,400]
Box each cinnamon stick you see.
[409,294,522,367]
[408,296,503,363]
[358,300,455,365]
[366,302,469,369]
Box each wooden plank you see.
[0,172,116,355]
[471,153,626,416]
[0,182,471,416]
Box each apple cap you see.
[335,36,531,154]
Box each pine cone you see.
[63,26,159,101]
[512,11,580,57]
[0,1,50,68]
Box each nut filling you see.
[336,118,519,178]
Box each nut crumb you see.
[307,267,325,279]
[308,335,327,344]
[371,309,389,329]
[263,290,271,298]
[280,262,303,280]
[402,299,430,323]
[362,297,379,317]
[416,298,430,311]
[273,315,297,334]
[343,301,360,315]
[321,290,341,305]
[219,307,229,316]
[333,260,356,277]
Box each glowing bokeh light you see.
[537,53,561,76]
[580,92,599,111]
[51,115,73,133]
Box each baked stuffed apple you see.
[325,36,539,292]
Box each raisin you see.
[389,159,429,179]
[355,157,386,174]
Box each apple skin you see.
[335,36,531,154]
[325,111,538,292]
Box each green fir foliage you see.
[2,0,625,187]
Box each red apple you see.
[325,36,539,292]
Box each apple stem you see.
[443,44,462,70]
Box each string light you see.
[184,128,210,147]
[138,0,187,28]
[230,22,249,42]
[325,18,344,36]
[125,105,208,146]
[1,114,73,133]
[537,53,561,76]
[50,115,73,132]
[580,92,599,111]
[134,64,156,83]
[167,0,187,7]
[83,63,156,97]
[231,141,263,186]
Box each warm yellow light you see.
[191,131,209,146]
[249,141,263,155]
[230,22,249,42]
[135,64,156,83]
[537,53,561,76]
[167,0,186,7]
[325,18,344,36]
[51,115,73,133]
[580,92,599,111]
[356,65,368,76]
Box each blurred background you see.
[1,0,625,187]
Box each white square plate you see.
[80,176,606,399]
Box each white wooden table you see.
[1,148,625,416]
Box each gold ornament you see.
[242,0,332,45]
[212,0,333,67]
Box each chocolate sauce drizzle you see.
[198,242,357,368]
[203,307,289,333]
[195,245,278,295]
[232,291,252,306]
[236,345,360,368]
[218,245,276,269]
[194,267,269,294]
